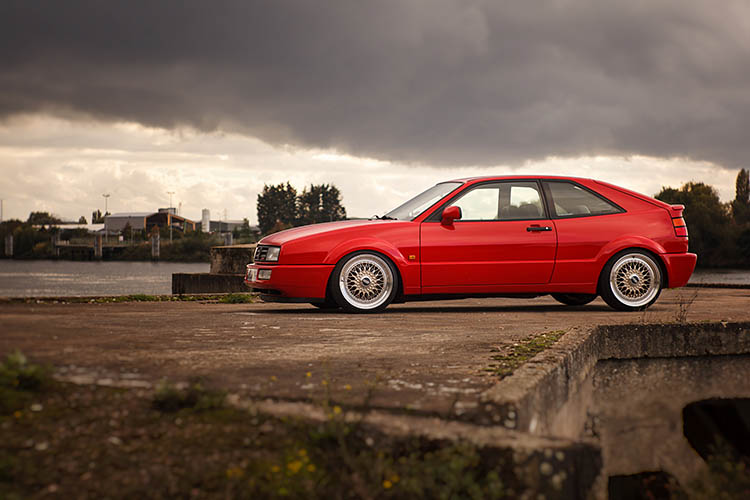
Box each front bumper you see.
[662,252,698,288]
[244,263,334,300]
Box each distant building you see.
[104,209,196,234]
[201,209,210,233]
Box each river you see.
[0,260,747,298]
[0,260,208,297]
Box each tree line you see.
[656,168,750,267]
[256,183,347,235]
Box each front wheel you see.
[330,252,398,313]
[551,293,597,306]
[599,250,663,311]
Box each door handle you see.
[526,226,552,232]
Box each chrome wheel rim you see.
[339,254,393,310]
[609,253,661,308]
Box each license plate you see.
[247,268,258,282]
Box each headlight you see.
[254,245,281,262]
[266,246,281,261]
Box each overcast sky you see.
[1,1,748,224]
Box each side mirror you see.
[441,205,462,225]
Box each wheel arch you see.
[324,247,406,302]
[596,245,669,295]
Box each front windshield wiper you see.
[371,215,397,220]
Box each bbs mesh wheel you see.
[331,252,398,313]
[599,250,663,311]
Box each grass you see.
[218,293,255,304]
[682,444,750,499]
[1,374,512,499]
[152,379,226,413]
[0,293,258,304]
[485,330,567,379]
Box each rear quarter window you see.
[545,181,623,217]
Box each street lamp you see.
[167,191,175,243]
[102,193,110,242]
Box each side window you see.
[545,182,621,217]
[450,182,545,221]
[504,183,544,220]
[452,185,500,220]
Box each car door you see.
[420,180,557,289]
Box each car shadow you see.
[257,302,615,315]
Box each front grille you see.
[254,245,269,262]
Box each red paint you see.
[245,175,697,308]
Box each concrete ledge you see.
[209,244,256,274]
[476,322,750,434]
[172,273,246,294]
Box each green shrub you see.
[0,351,53,414]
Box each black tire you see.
[310,300,339,310]
[330,251,399,313]
[551,293,597,306]
[598,249,664,311]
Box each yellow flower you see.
[391,474,400,483]
[333,406,342,415]
[321,380,328,386]
[298,449,307,457]
[344,384,352,390]
[271,465,281,473]
[270,375,277,381]
[13,411,22,419]
[306,464,316,472]
[306,371,312,378]
[226,467,244,479]
[383,479,393,489]
[287,460,303,474]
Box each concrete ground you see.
[2,288,749,417]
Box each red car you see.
[245,176,696,313]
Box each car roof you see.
[443,174,590,183]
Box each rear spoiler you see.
[669,204,685,217]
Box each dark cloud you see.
[2,1,749,167]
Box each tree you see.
[297,184,347,225]
[92,210,104,224]
[256,183,298,235]
[27,211,62,225]
[732,168,750,224]
[655,182,733,267]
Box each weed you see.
[152,379,226,413]
[486,330,567,379]
[675,289,700,323]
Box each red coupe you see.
[245,176,696,312]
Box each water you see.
[0,260,746,298]
[0,260,208,297]
[690,268,750,285]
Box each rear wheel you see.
[330,252,398,313]
[551,293,597,306]
[599,250,663,311]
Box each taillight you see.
[672,216,688,237]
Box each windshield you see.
[383,182,462,221]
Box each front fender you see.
[324,238,422,295]
[324,238,410,268]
